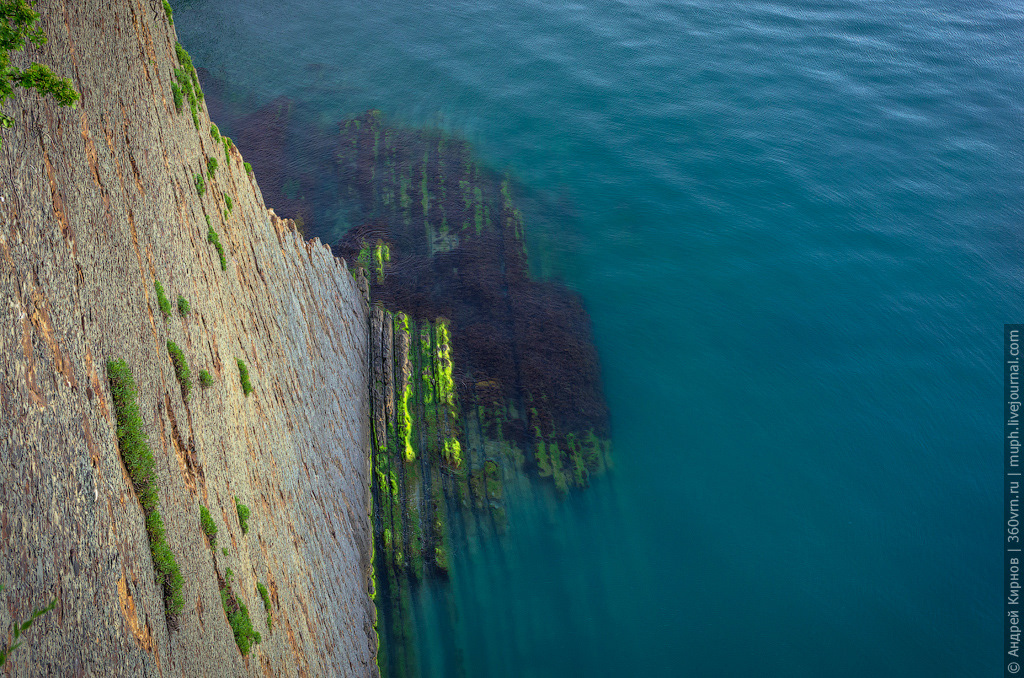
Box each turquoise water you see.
[177,1,1023,675]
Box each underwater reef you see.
[334,111,612,676]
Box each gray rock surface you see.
[0,1,377,675]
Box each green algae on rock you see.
[336,111,612,676]
[335,111,611,496]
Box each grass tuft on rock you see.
[106,359,184,616]
[177,295,190,317]
[235,497,250,535]
[244,161,253,175]
[220,569,261,656]
[200,505,217,546]
[194,173,205,197]
[162,0,173,23]
[257,581,272,631]
[237,358,253,396]
[199,369,213,389]
[206,222,226,270]
[207,156,218,179]
[171,43,202,128]
[167,341,192,401]
[154,280,171,317]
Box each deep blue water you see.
[177,0,1024,675]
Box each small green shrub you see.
[166,341,192,401]
[177,295,190,317]
[244,161,253,175]
[220,573,261,656]
[172,43,202,128]
[162,0,173,23]
[210,123,220,143]
[235,497,250,534]
[194,173,205,196]
[0,0,80,151]
[207,156,218,179]
[223,193,233,212]
[154,280,171,317]
[206,224,226,271]
[151,540,185,612]
[200,505,217,546]
[171,82,182,111]
[0,584,57,668]
[257,581,272,631]
[223,209,229,221]
[106,359,184,615]
[222,136,233,164]
[199,369,213,388]
[221,547,229,556]
[237,359,252,396]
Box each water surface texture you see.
[178,1,1022,675]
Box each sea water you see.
[176,1,1023,675]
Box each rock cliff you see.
[0,1,377,675]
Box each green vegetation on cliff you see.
[172,42,202,129]
[176,294,190,317]
[237,358,253,396]
[220,569,261,656]
[106,359,185,616]
[235,497,250,535]
[154,280,171,317]
[257,581,272,631]
[206,220,226,270]
[200,505,217,546]
[0,1,79,149]
[0,584,56,668]
[167,341,191,401]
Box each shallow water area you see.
[177,0,1023,675]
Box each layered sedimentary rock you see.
[0,1,376,675]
